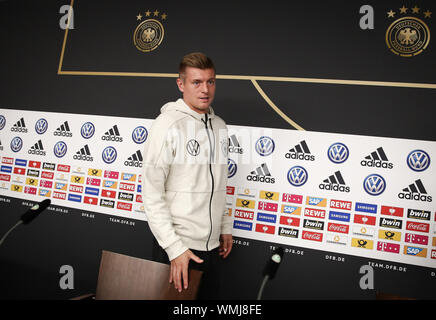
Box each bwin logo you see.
[35,118,48,135]
[287,166,308,187]
[255,136,275,156]
[102,146,117,164]
[10,136,23,152]
[407,150,430,172]
[327,143,349,164]
[53,141,68,158]
[132,126,148,144]
[81,122,95,139]
[228,159,237,179]
[363,174,386,196]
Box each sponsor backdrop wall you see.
[0,0,436,299]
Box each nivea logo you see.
[102,146,117,164]
[35,118,48,134]
[407,150,430,172]
[53,141,67,158]
[228,159,237,178]
[81,122,95,139]
[327,142,349,164]
[132,126,148,144]
[255,136,275,156]
[10,137,23,152]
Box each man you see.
[142,52,233,299]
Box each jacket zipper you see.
[203,113,214,251]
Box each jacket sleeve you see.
[142,117,188,261]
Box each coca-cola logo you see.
[57,164,70,172]
[328,223,349,234]
[302,230,323,242]
[406,221,429,233]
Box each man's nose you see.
[201,82,209,93]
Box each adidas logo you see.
[361,147,393,169]
[28,140,46,156]
[398,179,432,202]
[54,121,72,137]
[319,171,350,193]
[124,150,143,167]
[11,117,28,133]
[228,134,243,154]
[73,144,93,161]
[0,140,3,151]
[246,163,275,184]
[101,125,123,142]
[285,140,314,161]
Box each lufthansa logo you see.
[186,139,200,156]
[363,174,386,196]
[255,136,275,156]
[287,166,308,187]
[133,10,167,53]
[228,159,237,178]
[407,149,430,172]
[327,142,349,164]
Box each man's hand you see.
[169,249,203,292]
[219,234,233,259]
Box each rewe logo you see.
[398,179,432,202]
[28,140,46,156]
[73,145,93,161]
[247,163,275,184]
[361,147,393,169]
[125,150,143,167]
[102,125,123,142]
[11,117,28,133]
[285,140,314,161]
[319,171,350,193]
[228,134,243,154]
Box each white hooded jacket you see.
[142,99,232,260]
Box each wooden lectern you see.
[73,250,202,300]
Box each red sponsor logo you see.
[13,167,26,175]
[69,184,83,193]
[39,180,53,188]
[84,196,98,205]
[354,214,376,226]
[279,216,300,227]
[2,157,13,165]
[330,199,352,211]
[377,241,400,254]
[0,174,10,182]
[405,233,428,245]
[255,223,275,234]
[432,250,436,259]
[101,189,116,198]
[117,201,132,211]
[406,221,429,233]
[381,205,404,217]
[41,171,54,179]
[86,177,101,186]
[302,230,323,242]
[57,164,71,173]
[258,201,278,212]
[53,191,67,200]
[234,209,254,220]
[135,194,143,203]
[304,208,326,219]
[119,182,135,192]
[104,170,119,179]
[282,193,303,204]
[226,186,235,195]
[28,161,41,169]
[24,186,37,195]
[327,222,349,234]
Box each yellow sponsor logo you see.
[11,184,23,192]
[26,178,38,186]
[236,198,255,209]
[88,168,102,177]
[70,175,84,184]
[259,190,279,201]
[351,238,373,249]
[378,229,401,242]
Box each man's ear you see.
[176,78,184,93]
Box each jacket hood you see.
[160,98,215,121]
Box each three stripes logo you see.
[73,144,93,162]
[102,125,123,142]
[247,163,275,184]
[398,179,432,202]
[124,150,143,167]
[228,134,243,154]
[361,147,393,169]
[319,171,350,193]
[285,140,314,161]
[54,121,72,137]
[28,140,46,156]
[11,117,28,133]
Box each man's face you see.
[177,67,216,114]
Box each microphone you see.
[257,246,284,300]
[0,199,51,247]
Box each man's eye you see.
[208,80,215,85]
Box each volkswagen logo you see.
[35,118,48,135]
[327,142,349,164]
[287,166,308,187]
[186,139,200,156]
[228,159,237,178]
[132,126,148,144]
[363,174,386,196]
[102,146,117,164]
[407,150,430,172]
[81,122,95,139]
[53,141,67,158]
[10,136,23,152]
[255,136,275,156]
[0,115,5,130]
